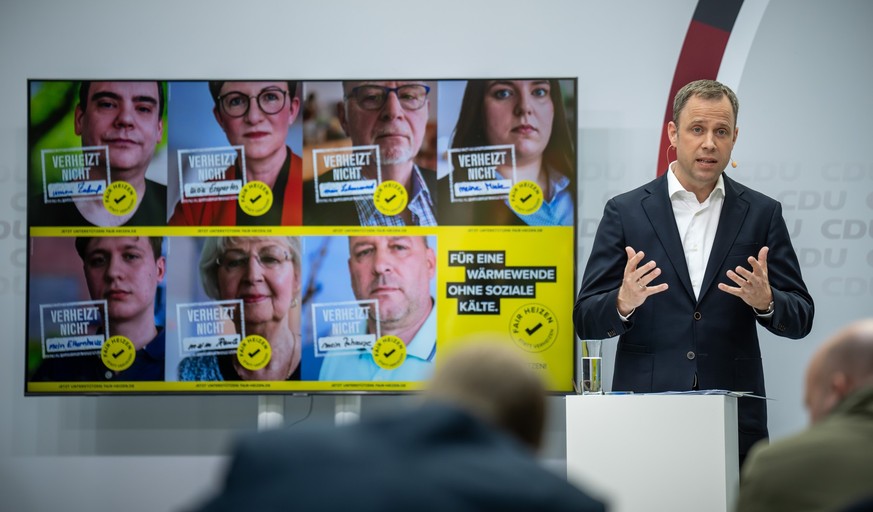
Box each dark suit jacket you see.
[193,404,605,512]
[574,173,814,459]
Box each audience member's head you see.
[424,338,546,450]
[738,318,873,512]
[804,318,873,424]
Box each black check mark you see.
[525,323,543,336]
[385,194,397,203]
[112,349,125,359]
[114,194,127,204]
[249,194,262,204]
[520,193,533,203]
[248,348,261,358]
[384,348,396,358]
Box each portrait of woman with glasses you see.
[437,79,575,226]
[168,81,303,226]
[178,236,303,381]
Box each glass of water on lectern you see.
[580,339,602,395]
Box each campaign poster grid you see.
[26,78,577,394]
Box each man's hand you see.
[616,246,669,316]
[718,246,773,310]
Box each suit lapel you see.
[699,175,749,301]
[641,176,695,300]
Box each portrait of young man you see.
[31,236,167,381]
[30,81,167,227]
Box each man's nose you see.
[104,257,124,280]
[114,102,135,127]
[372,248,394,275]
[379,90,404,120]
[702,131,716,148]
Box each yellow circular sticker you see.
[100,335,136,372]
[508,180,544,215]
[509,303,558,353]
[373,180,408,216]
[103,181,137,216]
[237,335,271,371]
[372,335,407,370]
[238,181,273,217]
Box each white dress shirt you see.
[618,166,726,322]
[667,163,725,299]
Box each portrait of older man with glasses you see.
[169,81,303,226]
[303,80,438,226]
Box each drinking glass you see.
[580,339,603,394]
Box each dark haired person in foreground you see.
[191,340,605,512]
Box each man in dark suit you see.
[191,340,605,512]
[574,80,814,465]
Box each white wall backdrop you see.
[2,1,871,510]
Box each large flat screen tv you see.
[26,78,578,395]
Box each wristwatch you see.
[754,300,775,315]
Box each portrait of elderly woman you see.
[437,79,575,226]
[169,81,303,226]
[178,236,303,381]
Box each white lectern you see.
[566,394,739,512]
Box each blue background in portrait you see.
[166,81,304,221]
[300,235,437,381]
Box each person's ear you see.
[74,104,85,136]
[155,256,166,283]
[426,246,436,279]
[287,96,301,126]
[667,121,678,146]
[337,101,349,135]
[213,107,226,132]
[832,371,852,397]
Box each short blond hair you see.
[425,338,546,450]
[673,79,739,127]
